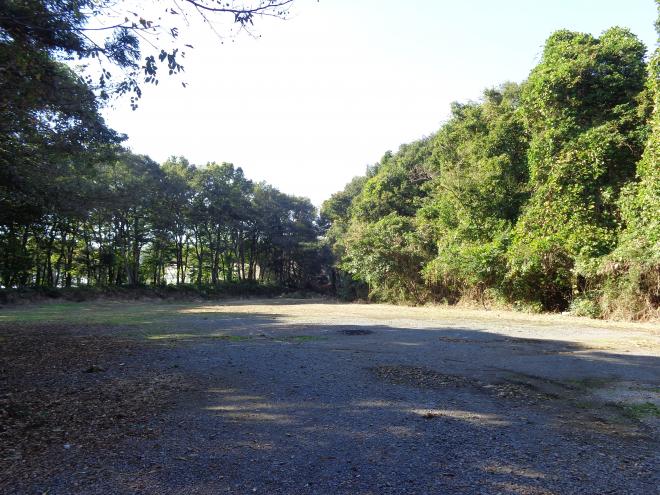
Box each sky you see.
[102,0,659,207]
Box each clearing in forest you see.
[1,299,658,494]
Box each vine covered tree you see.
[506,27,649,310]
[323,15,658,319]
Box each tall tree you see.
[506,28,648,310]
[420,83,529,302]
[601,2,660,317]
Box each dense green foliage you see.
[1,1,292,106]
[323,16,659,319]
[2,2,658,318]
[1,0,325,292]
[601,4,660,318]
[0,151,325,288]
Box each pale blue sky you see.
[102,0,658,207]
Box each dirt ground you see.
[1,299,658,494]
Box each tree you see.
[341,214,428,303]
[420,83,529,302]
[1,0,294,107]
[319,176,368,298]
[351,141,434,222]
[160,157,195,284]
[322,20,657,318]
[601,2,660,318]
[506,27,648,310]
[0,45,120,286]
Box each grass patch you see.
[288,335,324,342]
[275,335,325,343]
[146,333,255,342]
[146,333,200,341]
[0,301,188,327]
[634,385,660,394]
[564,377,613,390]
[212,335,253,342]
[619,402,660,420]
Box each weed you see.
[282,335,324,343]
[212,335,253,342]
[564,377,613,390]
[619,402,660,420]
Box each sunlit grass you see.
[0,302,328,348]
[0,301,193,326]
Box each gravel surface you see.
[1,299,659,494]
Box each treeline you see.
[2,152,327,289]
[0,8,327,290]
[2,1,659,318]
[322,23,660,319]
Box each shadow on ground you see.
[1,306,658,494]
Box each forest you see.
[1,0,327,293]
[322,19,660,320]
[1,1,659,320]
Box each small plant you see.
[512,300,544,314]
[569,295,601,318]
[565,377,612,390]
[274,335,324,343]
[620,402,660,420]
[217,335,253,342]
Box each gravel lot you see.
[1,299,659,494]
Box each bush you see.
[569,295,602,318]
